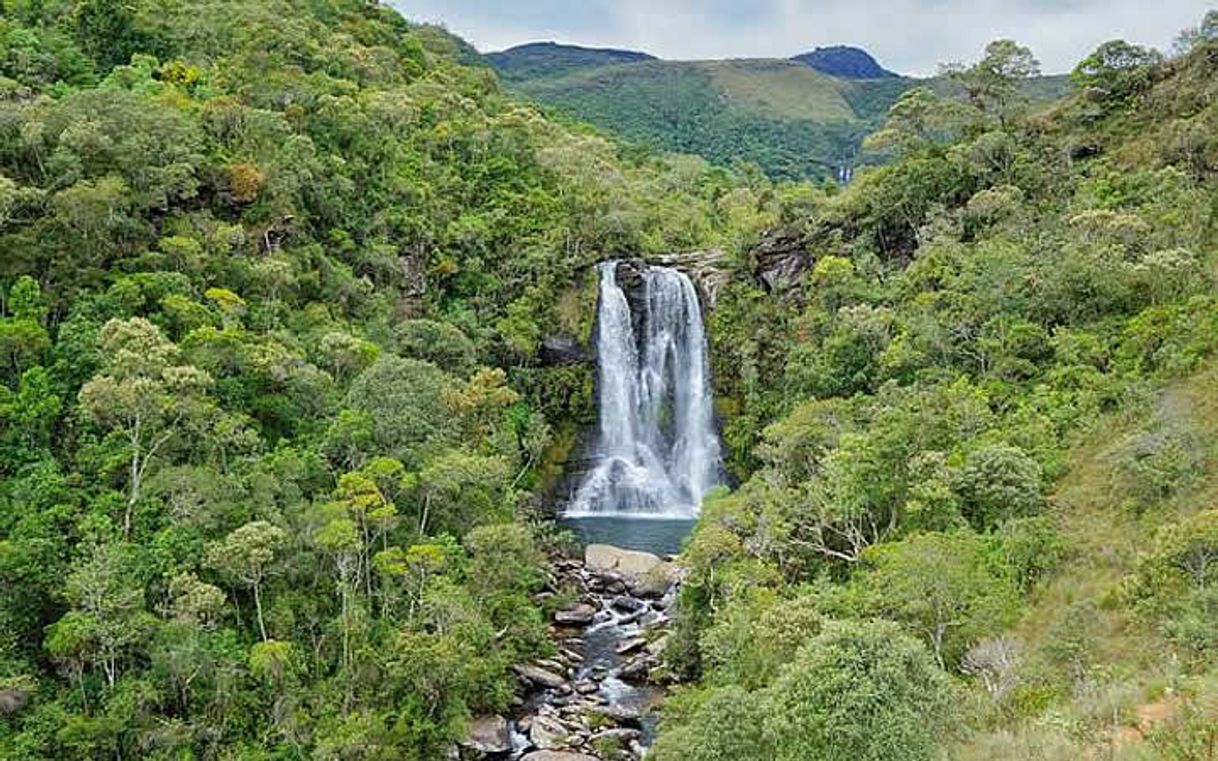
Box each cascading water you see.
[566,261,723,518]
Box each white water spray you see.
[567,262,723,518]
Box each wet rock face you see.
[464,546,679,760]
[540,334,589,366]
[752,231,813,292]
[648,250,731,308]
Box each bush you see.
[764,620,956,761]
[953,444,1044,530]
[392,319,476,376]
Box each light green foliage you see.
[1071,40,1163,108]
[859,531,1021,667]
[650,686,772,761]
[656,620,955,761]
[952,444,1044,530]
[1128,510,1218,658]
[204,520,285,641]
[392,319,475,375]
[765,620,955,761]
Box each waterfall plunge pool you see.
[560,514,697,556]
[560,260,723,556]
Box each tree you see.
[650,686,772,761]
[945,39,1040,124]
[864,87,971,156]
[763,620,955,761]
[1174,10,1218,53]
[1071,40,1163,107]
[345,356,455,466]
[46,542,154,691]
[860,531,1020,668]
[0,276,51,381]
[78,318,214,534]
[952,444,1043,530]
[204,521,286,642]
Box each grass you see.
[948,364,1218,760]
[699,59,857,122]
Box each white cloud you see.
[391,0,1213,74]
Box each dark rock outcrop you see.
[751,232,813,292]
[540,334,589,366]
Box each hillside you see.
[0,2,778,758]
[2,1,1217,759]
[484,40,656,80]
[487,42,1071,181]
[648,22,1218,761]
[792,45,899,79]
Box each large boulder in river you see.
[585,545,678,597]
[585,545,663,576]
[513,664,568,689]
[529,715,571,750]
[522,752,599,761]
[460,715,510,755]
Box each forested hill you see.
[791,45,899,79]
[3,0,1218,759]
[0,1,782,757]
[651,23,1218,761]
[485,41,1070,181]
[484,41,657,80]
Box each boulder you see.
[0,689,28,717]
[586,703,643,725]
[521,752,599,761]
[619,655,653,683]
[513,664,568,690]
[615,637,647,655]
[611,595,645,613]
[585,545,663,577]
[460,715,510,755]
[529,715,571,750]
[629,562,678,598]
[554,603,597,626]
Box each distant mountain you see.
[486,42,656,82]
[485,43,1071,181]
[792,45,898,79]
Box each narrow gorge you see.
[466,261,725,760]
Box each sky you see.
[390,0,1214,75]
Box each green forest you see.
[0,1,1216,760]
[486,45,1070,183]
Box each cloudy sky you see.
[390,0,1213,75]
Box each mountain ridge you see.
[484,41,1069,181]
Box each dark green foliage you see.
[0,1,769,757]
[661,15,1218,759]
[490,50,1071,181]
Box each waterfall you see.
[566,262,723,518]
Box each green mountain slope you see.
[649,24,1218,761]
[0,2,781,758]
[488,43,1071,181]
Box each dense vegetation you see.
[0,1,783,757]
[3,0,1218,759]
[488,43,1071,182]
[653,20,1218,761]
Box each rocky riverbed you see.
[455,544,681,761]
